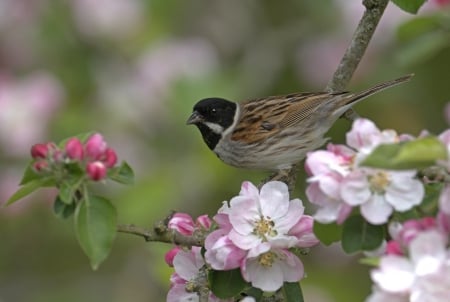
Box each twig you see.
[327,0,390,93]
[117,223,205,247]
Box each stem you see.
[327,0,390,92]
[117,223,205,247]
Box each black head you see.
[187,97,237,150]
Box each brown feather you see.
[230,92,347,144]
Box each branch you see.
[117,222,205,247]
[327,0,389,92]
[272,0,390,191]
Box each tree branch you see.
[117,223,205,247]
[327,0,389,93]
[272,0,390,191]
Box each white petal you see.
[360,194,393,225]
[229,196,260,235]
[386,176,424,211]
[340,171,371,206]
[314,203,342,224]
[173,249,204,280]
[274,199,304,234]
[244,257,284,292]
[371,255,415,292]
[409,230,447,276]
[259,181,290,219]
[439,184,450,214]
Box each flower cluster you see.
[367,214,450,301]
[207,181,318,292]
[164,181,318,299]
[305,118,425,225]
[30,133,118,181]
[166,246,225,302]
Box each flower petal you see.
[360,194,393,225]
[340,171,371,206]
[259,181,290,219]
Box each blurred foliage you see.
[1,1,450,301]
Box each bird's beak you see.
[186,111,204,125]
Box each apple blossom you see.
[306,118,425,225]
[368,229,450,301]
[204,181,318,292]
[167,246,224,302]
[65,137,84,160]
[168,213,195,236]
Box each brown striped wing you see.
[230,92,348,144]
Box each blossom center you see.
[253,216,277,240]
[258,251,276,267]
[368,171,390,193]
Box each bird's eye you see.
[210,108,217,115]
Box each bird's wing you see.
[230,92,348,144]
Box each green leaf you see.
[5,177,55,206]
[361,137,448,170]
[53,196,77,219]
[108,161,135,185]
[342,215,385,254]
[391,0,427,14]
[313,222,343,246]
[243,287,263,301]
[75,195,117,270]
[283,282,304,302]
[19,163,42,185]
[58,180,78,204]
[208,269,248,299]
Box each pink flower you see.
[101,148,117,168]
[288,215,320,247]
[205,230,247,270]
[65,137,84,160]
[85,133,107,160]
[340,169,424,225]
[165,246,182,267]
[346,118,398,162]
[241,248,304,292]
[369,230,450,301]
[168,213,195,236]
[167,246,224,302]
[30,143,50,159]
[196,214,212,230]
[434,0,450,7]
[86,161,107,181]
[204,181,318,292]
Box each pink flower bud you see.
[33,160,49,172]
[65,137,84,160]
[102,148,117,168]
[31,143,49,159]
[164,246,182,267]
[168,213,195,236]
[85,133,107,159]
[196,215,212,230]
[86,161,107,181]
[385,240,403,256]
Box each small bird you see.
[187,74,413,171]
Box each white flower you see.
[340,169,424,225]
[369,230,450,301]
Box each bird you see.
[187,74,413,171]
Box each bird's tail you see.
[345,73,414,106]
